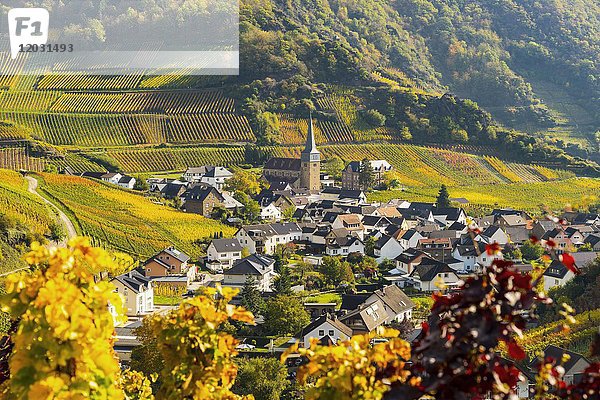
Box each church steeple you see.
[301,112,320,162]
[300,112,321,192]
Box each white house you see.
[299,315,353,348]
[200,166,234,190]
[111,271,153,316]
[543,260,577,292]
[365,285,415,323]
[432,207,467,227]
[397,229,424,250]
[117,175,136,189]
[475,225,510,245]
[409,260,461,292]
[235,223,302,255]
[260,203,283,222]
[325,236,364,257]
[101,172,123,185]
[331,214,365,239]
[222,254,276,292]
[374,235,405,262]
[206,238,243,271]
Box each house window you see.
[318,330,324,336]
[328,330,334,336]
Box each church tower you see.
[300,114,321,192]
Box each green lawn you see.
[305,292,342,306]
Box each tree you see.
[363,109,386,127]
[131,317,163,381]
[149,286,254,399]
[227,169,262,196]
[282,206,297,222]
[364,236,377,257]
[521,240,545,261]
[324,157,345,180]
[436,184,450,208]
[0,238,126,399]
[232,358,289,400]
[263,295,310,336]
[133,176,149,191]
[272,266,293,295]
[358,158,375,191]
[235,192,261,223]
[240,275,265,315]
[319,256,354,287]
[48,221,66,242]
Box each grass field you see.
[36,173,235,259]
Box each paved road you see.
[26,176,77,245]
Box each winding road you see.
[26,176,77,246]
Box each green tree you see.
[324,157,345,180]
[358,158,375,191]
[263,295,310,336]
[240,275,265,315]
[436,184,451,208]
[282,206,296,222]
[364,236,377,257]
[521,240,545,261]
[232,358,289,400]
[319,256,354,287]
[235,192,261,223]
[133,176,149,191]
[272,266,293,295]
[227,169,262,196]
[363,109,386,127]
[48,221,66,242]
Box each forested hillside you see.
[236,0,599,158]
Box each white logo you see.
[8,8,49,59]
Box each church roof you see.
[302,113,320,156]
[264,157,302,171]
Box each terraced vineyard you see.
[0,169,54,236]
[37,173,235,258]
[106,146,246,172]
[0,147,45,171]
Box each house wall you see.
[155,251,187,273]
[114,282,154,315]
[207,245,241,269]
[144,259,169,277]
[543,270,576,292]
[302,321,350,348]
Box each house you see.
[572,213,600,226]
[496,214,528,228]
[339,299,389,335]
[452,242,490,272]
[325,235,364,256]
[366,285,415,323]
[531,220,559,241]
[476,225,510,245]
[331,214,365,238]
[144,247,191,277]
[182,185,225,217]
[101,172,123,185]
[396,229,424,250]
[200,166,233,190]
[341,160,392,190]
[530,345,591,385]
[206,239,243,271]
[235,225,278,254]
[303,303,337,320]
[504,226,531,245]
[117,175,136,189]
[374,235,404,262]
[222,254,276,292]
[160,182,188,200]
[299,315,353,348]
[260,203,283,222]
[362,216,391,235]
[409,260,461,292]
[543,260,577,292]
[372,206,402,218]
[183,166,209,182]
[583,234,600,251]
[394,249,430,275]
[542,228,584,252]
[432,207,467,227]
[111,271,153,316]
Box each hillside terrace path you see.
[26,176,77,247]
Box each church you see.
[263,115,321,192]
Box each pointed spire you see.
[302,111,319,156]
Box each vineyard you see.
[368,178,600,214]
[0,169,54,236]
[0,146,45,171]
[37,173,235,258]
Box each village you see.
[85,118,600,395]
